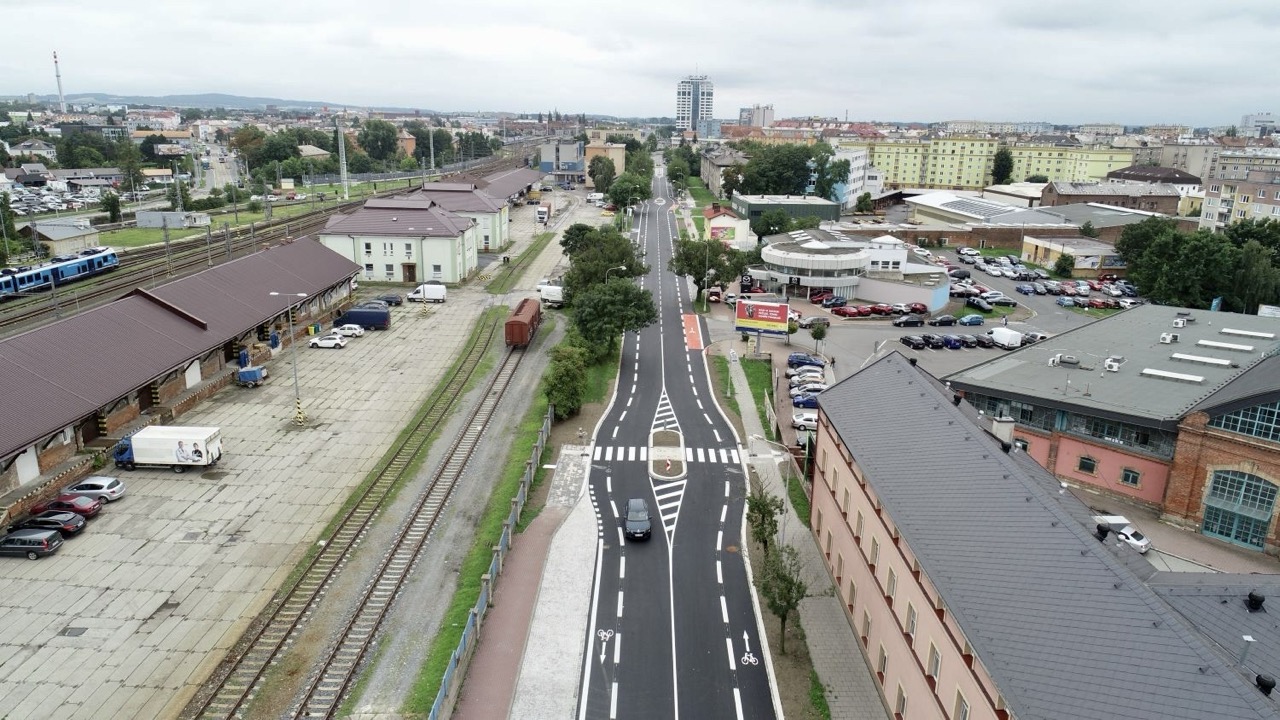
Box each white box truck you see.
[538,283,565,309]
[407,283,447,303]
[988,327,1024,350]
[112,425,223,473]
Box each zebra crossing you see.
[592,445,741,465]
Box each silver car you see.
[62,475,126,503]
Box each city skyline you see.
[1,0,1277,126]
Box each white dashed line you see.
[617,591,624,617]
[717,560,723,584]
[716,530,723,549]
[720,505,727,523]
[720,595,729,623]
[619,556,626,579]
[726,637,736,670]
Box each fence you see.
[428,405,553,720]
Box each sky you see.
[2,0,1277,127]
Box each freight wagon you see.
[504,297,542,347]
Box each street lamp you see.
[269,291,308,425]
[605,265,627,283]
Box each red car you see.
[810,291,834,304]
[907,302,928,315]
[31,494,102,519]
[745,286,767,293]
[869,304,895,316]
[832,306,862,317]
[1087,280,1104,291]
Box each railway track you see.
[187,314,509,720]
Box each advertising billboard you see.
[735,299,791,336]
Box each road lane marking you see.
[717,560,723,584]
[724,480,730,497]
[619,556,625,579]
[733,688,743,720]
[726,637,736,670]
[614,633,621,664]
[610,681,619,719]
[704,412,713,425]
[716,530,723,549]
[606,476,611,493]
[616,591,624,617]
[609,499,618,519]
[616,527,623,545]
[714,430,722,443]
[611,426,618,439]
[619,410,627,422]
[720,595,729,623]
[720,505,727,523]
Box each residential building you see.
[585,127,644,143]
[700,146,749,198]
[1158,141,1224,181]
[675,75,714,132]
[702,203,751,250]
[126,109,181,131]
[738,104,774,128]
[1241,112,1277,138]
[1200,170,1280,231]
[1006,145,1134,185]
[812,351,1280,720]
[397,129,416,157]
[129,130,192,147]
[538,141,585,184]
[941,120,1053,134]
[830,146,877,210]
[729,194,840,225]
[1020,235,1125,277]
[583,143,626,189]
[10,139,57,161]
[412,182,510,252]
[318,197,477,284]
[1076,122,1126,136]
[1041,181,1181,214]
[1143,124,1191,139]
[948,304,1280,552]
[695,118,722,139]
[1216,149,1280,181]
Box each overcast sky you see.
[3,0,1276,126]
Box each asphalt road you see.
[580,164,776,719]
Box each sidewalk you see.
[727,351,890,720]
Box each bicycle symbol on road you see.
[740,651,759,666]
[597,629,615,642]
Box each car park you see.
[792,393,820,409]
[792,411,818,431]
[31,495,102,519]
[0,529,64,560]
[623,498,652,541]
[9,510,86,537]
[927,315,957,326]
[790,383,829,398]
[62,476,126,503]
[899,335,927,350]
[309,334,347,349]
[941,334,964,349]
[332,324,365,337]
[892,314,925,328]
[958,314,984,326]
[920,333,946,349]
[798,316,831,329]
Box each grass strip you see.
[740,358,776,441]
[711,356,741,419]
[486,231,557,295]
[809,669,833,719]
[687,177,715,208]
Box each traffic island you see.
[648,429,686,481]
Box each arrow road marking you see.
[597,628,614,663]
[742,630,751,654]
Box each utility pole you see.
[336,117,350,201]
[428,128,435,174]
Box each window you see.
[1121,468,1140,486]
[405,242,413,257]
[954,692,971,720]
[363,263,374,274]
[383,242,393,255]
[363,242,372,255]
[927,644,941,679]
[870,538,880,567]
[855,512,864,538]
[1078,456,1097,474]
[886,569,897,600]
[1013,438,1029,452]
[862,611,871,642]
[906,603,917,636]
[1210,400,1280,442]
[842,488,850,515]
[894,685,907,715]
[877,645,888,674]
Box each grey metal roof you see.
[1193,354,1280,416]
[1150,575,1280,683]
[946,304,1280,427]
[321,198,474,238]
[472,166,544,200]
[1049,181,1181,197]
[412,185,505,213]
[0,239,358,461]
[1107,165,1202,185]
[818,352,1277,720]
[29,224,98,241]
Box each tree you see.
[751,208,793,241]
[139,133,168,162]
[760,544,807,654]
[1223,218,1280,265]
[357,119,398,161]
[721,165,743,198]
[992,148,1014,185]
[739,143,813,195]
[1230,240,1280,313]
[854,192,874,213]
[666,157,690,192]
[810,144,850,202]
[229,126,267,165]
[100,192,122,223]
[1026,174,1049,183]
[559,223,598,256]
[0,193,17,262]
[809,322,827,353]
[606,173,652,209]
[114,139,145,190]
[166,181,192,211]
[544,343,589,420]
[1079,221,1099,238]
[668,238,730,293]
[570,281,659,360]
[588,155,617,194]
[745,486,784,555]
[1053,253,1075,278]
[180,108,204,124]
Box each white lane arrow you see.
[598,628,614,663]
[742,630,751,654]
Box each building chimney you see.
[1247,591,1267,612]
[712,202,720,212]
[1257,675,1276,697]
[991,416,1015,444]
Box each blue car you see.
[1015,284,1035,295]
[1056,296,1075,307]
[793,394,820,409]
[958,314,985,326]
[787,352,826,369]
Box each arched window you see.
[1202,470,1278,549]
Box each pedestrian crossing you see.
[592,445,741,465]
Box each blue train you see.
[0,247,120,299]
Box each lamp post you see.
[269,291,308,425]
[605,265,627,283]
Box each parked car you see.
[990,296,1018,307]
[900,335,927,350]
[1014,284,1035,295]
[920,333,946,349]
[1118,298,1142,309]
[974,334,996,348]
[820,296,847,308]
[790,383,829,398]
[907,302,929,315]
[831,306,863,318]
[941,334,964,349]
[1031,282,1047,295]
[958,314,985,326]
[623,498,651,541]
[809,291,834,304]
[1056,296,1076,307]
[792,393,821,409]
[798,316,831,329]
[787,352,826,369]
[309,334,348,349]
[869,304,895,316]
[889,303,912,315]
[950,285,979,298]
[31,495,102,519]
[1073,296,1091,308]
[980,291,1006,302]
[61,476,126,503]
[892,314,925,328]
[1023,331,1051,344]
[332,324,365,338]
[792,411,818,431]
[9,510,86,537]
[375,293,403,306]
[967,297,994,312]
[0,529,64,560]
[789,371,825,387]
[786,365,825,378]
[956,334,979,348]
[927,315,957,326]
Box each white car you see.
[984,265,1004,277]
[792,411,818,431]
[266,194,280,202]
[309,334,347,349]
[332,324,365,337]
[958,247,981,256]
[293,193,308,200]
[789,383,828,398]
[62,476,126,503]
[1115,525,1151,554]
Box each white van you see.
[407,283,447,303]
[586,192,605,203]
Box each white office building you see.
[676,75,714,132]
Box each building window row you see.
[1209,400,1280,443]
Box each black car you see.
[375,293,403,306]
[967,297,994,312]
[927,315,957,326]
[624,498,651,541]
[892,314,925,328]
[9,511,85,537]
[1033,269,1051,280]
[900,335,927,350]
[956,334,979,347]
[990,296,1018,307]
[920,333,946,349]
[974,334,996,348]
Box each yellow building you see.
[586,127,644,143]
[1009,147,1134,184]
[922,137,999,189]
[583,142,627,188]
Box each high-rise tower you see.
[675,75,714,132]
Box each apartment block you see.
[676,75,714,132]
[1200,170,1280,231]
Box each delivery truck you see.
[407,282,447,303]
[335,305,391,330]
[113,425,223,473]
[988,327,1024,350]
[536,201,552,223]
[537,282,565,309]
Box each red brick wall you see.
[103,403,140,436]
[156,374,187,405]
[1164,411,1280,552]
[37,437,77,474]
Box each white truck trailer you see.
[112,425,223,473]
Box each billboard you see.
[735,299,791,336]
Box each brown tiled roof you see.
[0,238,358,461]
[322,198,474,237]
